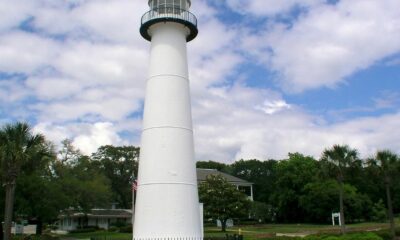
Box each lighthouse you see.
[133,1,201,240]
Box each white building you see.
[196,169,254,201]
[58,209,132,231]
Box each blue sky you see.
[0,0,399,162]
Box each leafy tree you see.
[14,172,67,234]
[50,141,113,213]
[249,201,275,223]
[91,145,139,208]
[58,139,81,165]
[198,174,250,232]
[270,153,319,222]
[300,180,340,223]
[230,159,277,203]
[371,199,387,222]
[0,122,51,240]
[368,150,399,239]
[196,160,230,172]
[300,180,371,223]
[321,145,358,234]
[341,185,372,223]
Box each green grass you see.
[63,220,398,240]
[67,231,132,240]
[204,222,392,240]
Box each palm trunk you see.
[0,220,3,240]
[3,182,16,240]
[221,219,227,232]
[36,217,43,235]
[385,176,395,239]
[339,180,346,235]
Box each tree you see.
[49,141,113,215]
[198,174,250,232]
[91,145,140,209]
[321,144,358,234]
[300,180,340,223]
[58,139,81,165]
[230,159,277,203]
[270,153,318,222]
[368,150,399,239]
[249,201,275,223]
[300,180,371,223]
[0,122,50,240]
[196,160,230,172]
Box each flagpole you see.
[132,174,135,231]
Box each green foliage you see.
[270,153,319,222]
[300,180,340,222]
[196,161,230,172]
[199,174,251,231]
[249,201,275,223]
[119,225,132,233]
[0,122,54,239]
[52,154,113,211]
[230,159,277,203]
[69,227,100,233]
[91,145,139,209]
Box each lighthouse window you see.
[151,0,189,13]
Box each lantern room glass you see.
[148,0,191,11]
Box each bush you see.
[110,221,127,228]
[107,226,118,232]
[340,233,382,240]
[69,227,99,233]
[119,225,132,233]
[371,200,387,222]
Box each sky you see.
[0,0,400,162]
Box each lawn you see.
[66,231,132,240]
[65,221,396,240]
[203,222,392,239]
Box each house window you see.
[238,186,252,197]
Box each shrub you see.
[119,225,132,233]
[69,227,99,233]
[107,226,118,232]
[371,200,387,222]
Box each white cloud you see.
[72,122,125,155]
[0,31,59,74]
[2,0,400,162]
[226,0,324,17]
[0,0,37,33]
[238,0,400,92]
[193,83,400,161]
[34,121,127,155]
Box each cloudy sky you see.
[1,0,400,162]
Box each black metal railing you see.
[141,7,197,28]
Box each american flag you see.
[132,180,138,191]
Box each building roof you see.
[196,168,252,186]
[59,209,132,219]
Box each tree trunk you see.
[3,182,16,240]
[36,218,42,235]
[221,219,227,232]
[339,180,346,235]
[0,220,3,240]
[385,177,396,239]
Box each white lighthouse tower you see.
[133,1,201,240]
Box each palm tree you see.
[0,122,46,240]
[321,144,358,235]
[368,150,398,239]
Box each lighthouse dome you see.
[148,0,191,11]
[141,0,197,42]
